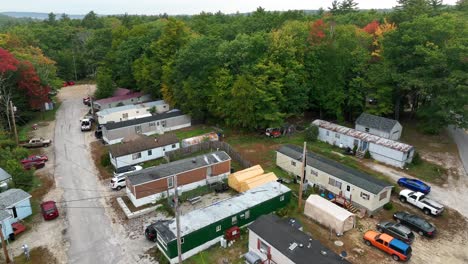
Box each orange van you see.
[363,230,412,261]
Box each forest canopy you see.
[0,0,466,133]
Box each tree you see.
[305,125,319,142]
[95,67,115,99]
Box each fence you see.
[165,141,252,169]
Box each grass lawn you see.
[173,125,214,140]
[18,102,61,141]
[405,160,446,184]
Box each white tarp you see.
[304,195,355,235]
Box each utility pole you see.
[174,176,182,263]
[298,141,307,210]
[10,100,18,145]
[0,224,11,263]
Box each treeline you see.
[1,0,467,133]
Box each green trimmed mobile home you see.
[152,181,291,263]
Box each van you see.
[364,230,412,261]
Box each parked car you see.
[376,221,415,244]
[83,97,91,106]
[397,178,431,194]
[393,211,436,237]
[363,230,412,261]
[110,175,127,190]
[22,161,45,170]
[81,118,92,132]
[41,201,59,220]
[95,125,103,139]
[399,189,444,216]
[19,137,52,148]
[145,220,171,242]
[21,154,48,164]
[113,165,143,178]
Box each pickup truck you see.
[399,189,444,216]
[20,138,52,148]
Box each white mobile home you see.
[97,100,169,124]
[355,113,402,140]
[312,119,414,168]
[102,110,191,145]
[108,134,179,169]
[248,214,349,264]
[277,145,393,215]
[93,91,152,111]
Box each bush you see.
[364,150,371,159]
[412,152,421,165]
[352,145,358,153]
[305,125,319,142]
[100,153,111,167]
[383,202,394,211]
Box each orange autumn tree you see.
[363,19,396,59]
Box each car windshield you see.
[82,121,90,126]
[45,208,56,214]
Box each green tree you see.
[95,67,115,99]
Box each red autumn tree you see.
[363,20,380,35]
[17,61,50,110]
[308,19,328,45]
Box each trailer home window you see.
[167,177,174,188]
[335,133,340,139]
[245,210,250,219]
[232,216,237,225]
[328,178,342,188]
[149,122,155,127]
[148,150,152,156]
[216,225,221,232]
[379,191,388,201]
[360,192,370,200]
[132,152,141,160]
[291,161,296,166]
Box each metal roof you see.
[0,209,11,221]
[103,110,186,130]
[312,120,413,152]
[278,145,392,194]
[108,134,179,158]
[154,181,291,243]
[248,214,350,264]
[94,91,146,105]
[97,100,167,116]
[356,113,399,133]
[127,151,231,186]
[0,168,12,182]
[0,189,31,208]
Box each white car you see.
[111,165,143,190]
[399,189,444,216]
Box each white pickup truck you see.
[399,189,444,216]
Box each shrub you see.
[305,125,319,142]
[412,151,421,165]
[364,150,371,159]
[352,145,358,154]
[383,202,394,211]
[100,153,111,167]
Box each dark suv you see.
[376,221,415,244]
[393,212,436,237]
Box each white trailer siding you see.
[248,230,294,264]
[110,142,180,169]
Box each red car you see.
[41,201,59,220]
[21,154,48,164]
[22,161,45,170]
[62,81,76,87]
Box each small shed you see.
[355,113,402,140]
[239,172,278,192]
[181,132,219,148]
[304,195,355,235]
[0,168,12,191]
[228,165,264,191]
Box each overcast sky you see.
[1,0,458,15]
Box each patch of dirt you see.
[13,246,58,264]
[90,141,113,180]
[31,172,55,201]
[235,142,280,168]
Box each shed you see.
[239,172,278,192]
[0,168,12,191]
[355,113,402,140]
[304,195,355,235]
[228,165,264,191]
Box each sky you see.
[0,0,459,15]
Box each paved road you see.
[448,126,468,176]
[55,93,123,264]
